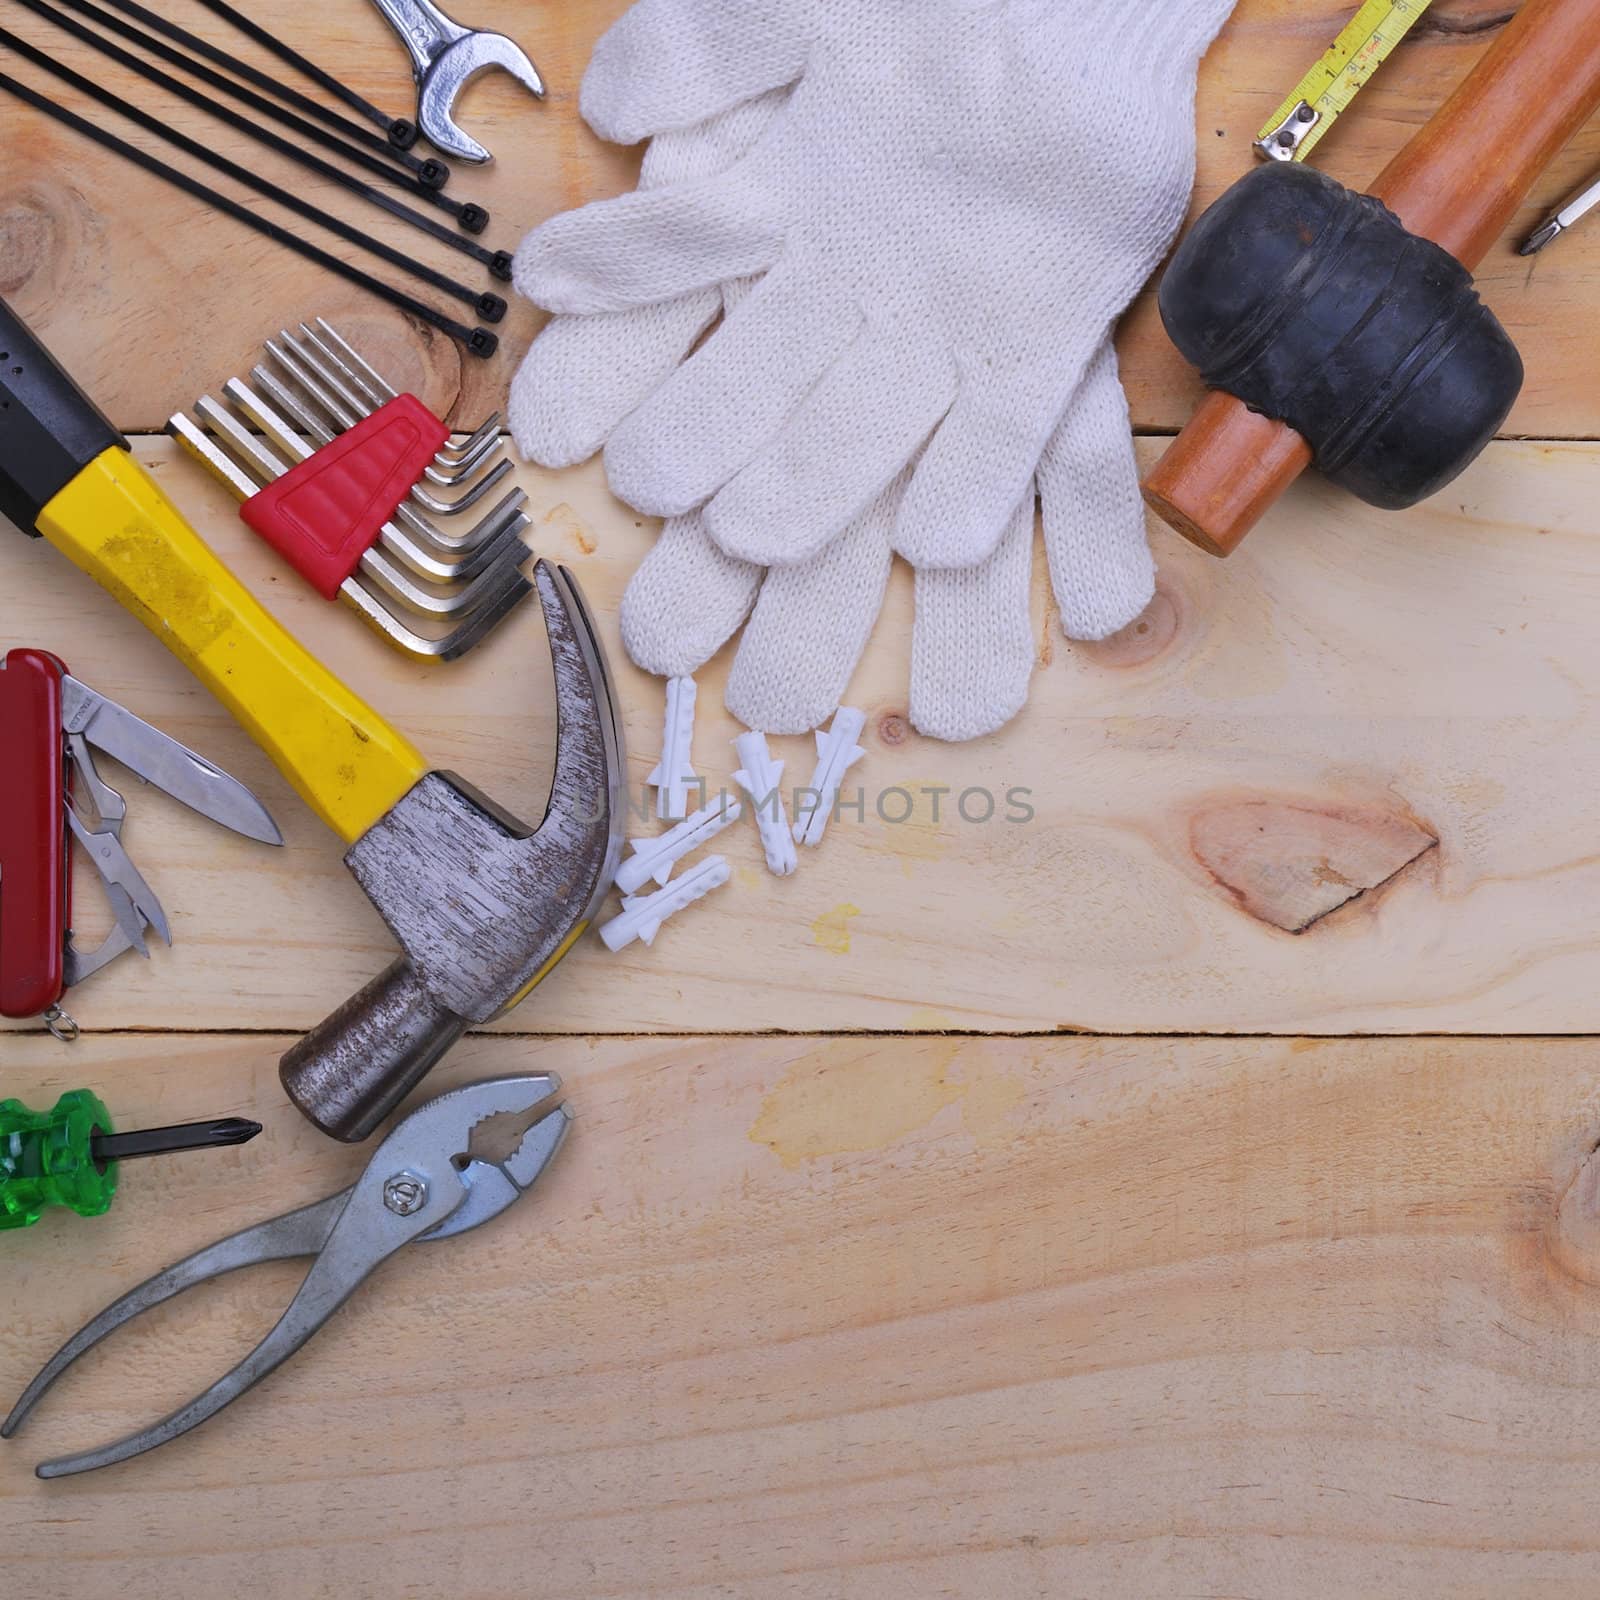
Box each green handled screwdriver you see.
[0,1089,261,1230]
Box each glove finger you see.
[511,293,722,468]
[514,166,781,315]
[637,90,788,186]
[606,256,859,516]
[910,489,1037,743]
[1038,342,1155,641]
[703,333,957,566]
[893,352,1093,569]
[511,96,786,468]
[621,513,763,678]
[582,0,808,145]
[726,480,899,735]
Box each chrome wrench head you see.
[416,32,545,164]
[366,0,543,163]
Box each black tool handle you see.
[0,297,124,537]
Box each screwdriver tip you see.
[1521,221,1560,256]
[90,1115,264,1164]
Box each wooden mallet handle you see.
[1143,0,1600,558]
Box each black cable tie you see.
[96,0,440,178]
[17,0,500,255]
[26,0,466,214]
[0,70,497,358]
[191,0,418,150]
[0,30,505,320]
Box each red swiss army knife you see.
[0,649,282,1037]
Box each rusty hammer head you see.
[280,561,625,1141]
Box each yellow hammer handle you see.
[39,448,428,845]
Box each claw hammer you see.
[0,299,625,1140]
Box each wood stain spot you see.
[749,1042,1027,1169]
[541,501,596,555]
[1037,596,1059,668]
[749,1042,963,1169]
[811,903,860,955]
[1191,798,1438,934]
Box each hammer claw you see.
[280,561,626,1141]
[535,561,626,872]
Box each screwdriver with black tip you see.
[1,1089,261,1230]
[1522,170,1600,254]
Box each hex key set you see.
[171,320,533,658]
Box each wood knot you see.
[877,713,909,746]
[1190,797,1438,934]
[0,191,64,298]
[1550,1145,1600,1287]
[1076,584,1180,670]
[0,173,108,301]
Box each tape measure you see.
[1255,0,1434,163]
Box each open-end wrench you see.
[367,0,544,164]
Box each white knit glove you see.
[616,340,1145,739]
[516,103,1153,738]
[516,0,1235,589]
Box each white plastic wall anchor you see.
[793,707,867,848]
[646,676,701,820]
[600,855,731,951]
[614,797,744,896]
[733,730,798,878]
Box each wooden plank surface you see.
[5,435,1600,1036]
[7,0,1600,1594]
[2,0,1599,434]
[7,1032,1600,1598]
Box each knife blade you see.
[59,677,283,846]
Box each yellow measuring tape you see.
[1255,0,1434,163]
